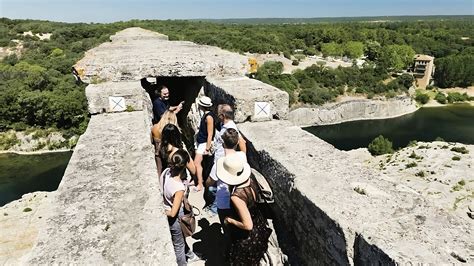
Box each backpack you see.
[250,168,275,219]
[251,168,274,204]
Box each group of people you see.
[150,85,272,265]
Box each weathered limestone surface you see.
[85,81,149,114]
[24,111,175,264]
[206,76,289,122]
[238,120,471,264]
[75,27,248,83]
[359,141,474,221]
[289,96,417,126]
[0,192,51,265]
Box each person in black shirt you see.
[153,85,183,123]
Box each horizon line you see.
[1,14,473,24]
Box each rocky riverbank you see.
[347,141,474,221]
[0,130,78,153]
[289,96,418,126]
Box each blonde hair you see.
[152,111,179,141]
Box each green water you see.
[0,151,72,206]
[304,105,474,151]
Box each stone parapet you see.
[25,111,175,264]
[85,81,152,115]
[238,120,470,264]
[206,76,289,123]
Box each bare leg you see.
[194,153,204,191]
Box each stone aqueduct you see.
[22,28,469,264]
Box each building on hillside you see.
[412,54,435,89]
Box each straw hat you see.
[198,96,212,108]
[216,153,251,185]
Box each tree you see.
[434,54,474,88]
[378,44,415,71]
[256,61,283,76]
[368,135,394,156]
[397,74,414,89]
[321,42,342,57]
[343,41,364,59]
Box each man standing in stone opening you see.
[153,85,183,124]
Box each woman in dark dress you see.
[217,153,272,265]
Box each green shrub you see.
[292,60,299,66]
[447,92,469,103]
[368,135,394,156]
[406,162,418,168]
[415,171,425,177]
[23,207,32,212]
[408,140,418,147]
[0,132,20,150]
[451,146,469,154]
[408,151,423,160]
[452,156,461,161]
[451,180,465,191]
[434,92,447,104]
[415,93,429,104]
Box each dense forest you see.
[0,17,473,134]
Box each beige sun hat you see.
[198,96,212,108]
[216,153,251,185]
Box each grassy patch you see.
[453,192,474,210]
[451,180,465,192]
[405,162,418,168]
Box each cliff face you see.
[289,96,418,126]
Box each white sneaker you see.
[187,252,202,263]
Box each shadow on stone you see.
[191,218,226,265]
[353,233,395,266]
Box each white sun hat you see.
[216,153,251,185]
[197,96,213,108]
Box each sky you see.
[0,0,472,23]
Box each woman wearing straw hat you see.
[194,96,216,191]
[218,154,272,265]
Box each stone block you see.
[206,76,289,122]
[85,81,151,115]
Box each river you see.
[304,104,474,151]
[0,151,72,206]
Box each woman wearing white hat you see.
[217,154,272,265]
[194,96,216,191]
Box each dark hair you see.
[222,128,239,149]
[222,109,234,120]
[160,124,183,160]
[169,149,189,179]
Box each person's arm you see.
[169,101,184,113]
[224,195,253,231]
[238,136,247,153]
[205,115,214,153]
[165,190,184,217]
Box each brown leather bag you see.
[179,195,198,237]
